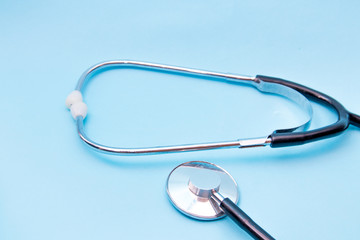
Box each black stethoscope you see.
[66,60,360,239]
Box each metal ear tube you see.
[67,60,360,155]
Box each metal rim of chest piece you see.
[166,161,239,220]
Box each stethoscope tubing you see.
[212,191,275,240]
[219,198,275,240]
[68,60,360,155]
[257,75,360,147]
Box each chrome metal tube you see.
[76,116,270,155]
[71,60,313,155]
[75,60,256,91]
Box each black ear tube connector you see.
[256,75,360,148]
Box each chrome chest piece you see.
[166,161,239,220]
[167,161,275,240]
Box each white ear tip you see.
[70,102,87,119]
[66,90,83,108]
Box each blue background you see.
[1,1,359,239]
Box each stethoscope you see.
[66,60,360,239]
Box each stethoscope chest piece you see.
[167,161,276,240]
[166,161,239,220]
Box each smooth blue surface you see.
[1,1,360,239]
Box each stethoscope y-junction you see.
[66,60,360,239]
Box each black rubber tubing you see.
[220,198,275,240]
[349,112,360,128]
[256,75,360,148]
